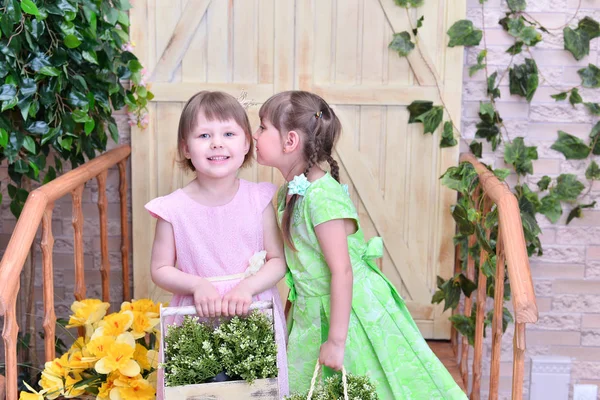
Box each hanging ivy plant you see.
[388,0,600,344]
[0,0,153,217]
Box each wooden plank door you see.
[130,0,465,338]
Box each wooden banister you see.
[455,153,538,400]
[0,145,131,400]
[459,153,538,324]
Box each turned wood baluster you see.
[97,171,110,302]
[41,203,56,361]
[489,225,505,400]
[118,160,131,302]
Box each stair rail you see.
[0,145,131,400]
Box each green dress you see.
[280,173,467,400]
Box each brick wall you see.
[464,0,600,398]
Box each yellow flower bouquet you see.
[20,298,162,400]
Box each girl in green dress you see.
[253,91,467,399]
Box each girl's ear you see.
[244,135,251,155]
[283,130,301,153]
[182,141,191,159]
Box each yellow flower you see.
[97,372,119,400]
[19,382,48,400]
[130,311,160,339]
[67,299,110,328]
[87,335,116,358]
[133,344,150,371]
[38,353,69,398]
[67,350,93,371]
[120,299,159,314]
[110,375,155,400]
[95,333,140,377]
[69,337,87,353]
[63,372,87,398]
[92,311,133,339]
[147,350,159,370]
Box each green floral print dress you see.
[280,172,467,400]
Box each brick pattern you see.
[463,1,600,399]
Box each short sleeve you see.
[307,182,358,227]
[257,182,277,212]
[145,196,170,222]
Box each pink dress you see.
[145,179,289,398]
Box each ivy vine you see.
[389,0,599,344]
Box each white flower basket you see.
[159,300,281,400]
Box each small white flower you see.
[244,250,267,278]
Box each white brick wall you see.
[464,0,600,398]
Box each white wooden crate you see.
[159,300,281,400]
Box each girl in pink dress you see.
[146,91,288,398]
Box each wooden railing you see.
[0,145,131,400]
[452,153,538,400]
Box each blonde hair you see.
[177,91,254,171]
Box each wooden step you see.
[427,340,467,393]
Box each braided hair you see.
[258,91,342,249]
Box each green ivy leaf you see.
[504,137,538,175]
[564,26,589,61]
[82,50,99,65]
[494,168,511,180]
[591,122,600,155]
[469,50,487,76]
[584,102,600,115]
[509,58,539,102]
[551,91,568,101]
[412,15,424,36]
[519,26,542,46]
[449,314,475,345]
[43,166,56,184]
[22,136,35,153]
[476,105,502,151]
[440,121,457,148]
[39,66,60,77]
[569,88,583,106]
[0,128,8,148]
[550,130,590,160]
[482,255,496,278]
[567,201,597,225]
[539,194,562,223]
[476,224,493,253]
[578,64,600,88]
[84,119,95,135]
[553,173,585,201]
[452,203,475,235]
[506,41,524,55]
[431,289,444,304]
[443,279,462,312]
[25,120,49,135]
[507,0,526,12]
[587,161,600,180]
[389,32,415,57]
[537,176,551,191]
[64,34,81,49]
[394,0,424,7]
[487,71,501,99]
[0,84,17,101]
[459,274,477,297]
[14,158,29,173]
[578,16,600,39]
[470,141,482,158]
[20,0,41,16]
[108,120,119,143]
[415,106,443,134]
[447,20,483,47]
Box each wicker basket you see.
[159,300,281,400]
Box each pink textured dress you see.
[145,179,289,398]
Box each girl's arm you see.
[150,218,222,317]
[222,204,287,316]
[314,218,354,371]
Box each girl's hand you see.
[222,284,253,316]
[319,339,346,371]
[193,280,222,317]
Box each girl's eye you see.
[199,133,209,139]
[259,125,265,131]
[224,132,234,137]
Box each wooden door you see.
[130,0,465,338]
